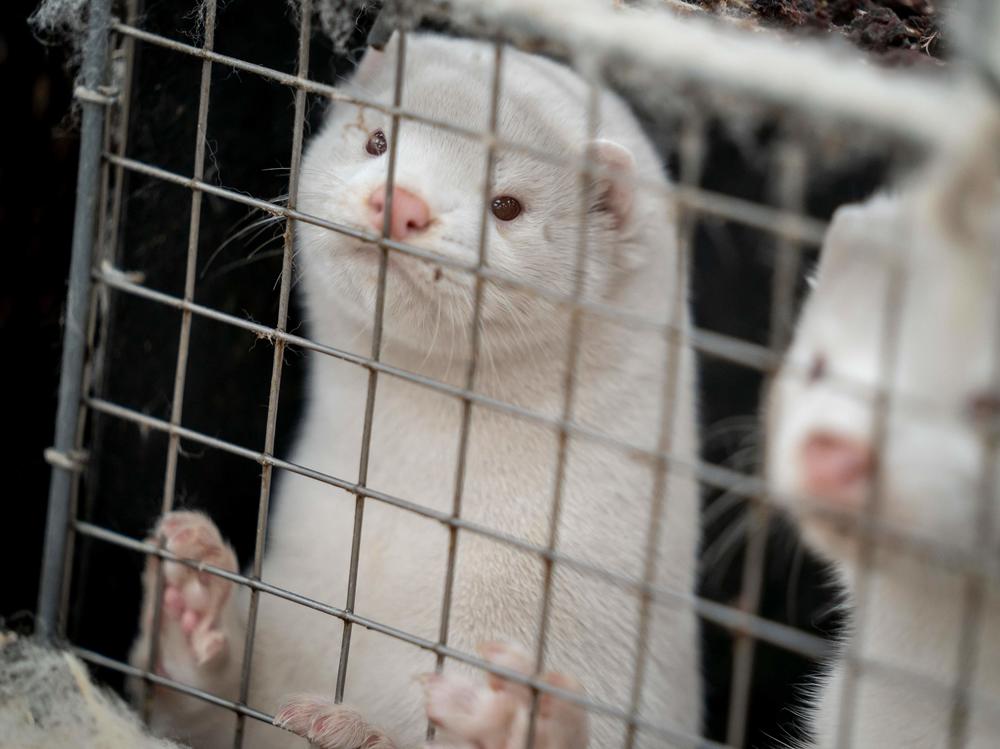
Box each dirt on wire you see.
[674,0,943,66]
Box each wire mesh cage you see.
[32,0,1000,747]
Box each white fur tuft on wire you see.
[0,632,184,749]
[28,0,89,64]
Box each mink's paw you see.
[134,511,239,673]
[420,641,589,749]
[274,696,396,749]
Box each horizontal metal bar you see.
[672,182,825,244]
[108,20,827,246]
[73,520,721,747]
[446,0,965,146]
[71,644,275,724]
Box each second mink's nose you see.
[800,431,875,506]
[369,185,431,240]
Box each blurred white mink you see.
[765,124,1000,747]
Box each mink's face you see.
[296,34,641,361]
[766,196,1000,574]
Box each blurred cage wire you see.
[34,0,1000,747]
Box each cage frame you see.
[37,1,1000,747]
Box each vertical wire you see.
[65,0,140,642]
[623,112,706,749]
[104,0,139,275]
[334,28,407,704]
[945,220,1000,748]
[230,3,312,746]
[523,72,602,749]
[427,38,504,741]
[142,0,218,718]
[766,144,807,355]
[832,215,911,749]
[725,136,807,748]
[59,22,117,640]
[37,0,113,640]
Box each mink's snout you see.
[369,184,432,240]
[799,430,875,507]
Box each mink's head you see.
[296,33,669,365]
[766,190,1000,575]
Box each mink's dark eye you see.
[491,196,522,221]
[366,129,387,156]
[807,353,827,384]
[968,391,1000,430]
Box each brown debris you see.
[664,0,944,64]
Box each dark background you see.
[2,0,82,634]
[1,1,910,746]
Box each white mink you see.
[766,135,1000,747]
[130,33,701,748]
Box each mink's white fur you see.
[766,127,1000,748]
[0,633,184,749]
[130,33,701,748]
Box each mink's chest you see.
[362,384,560,541]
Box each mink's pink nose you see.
[800,431,874,504]
[369,185,431,240]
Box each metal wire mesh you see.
[37,1,1000,747]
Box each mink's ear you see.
[585,139,635,230]
[812,196,901,287]
[814,203,869,284]
[353,31,400,84]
